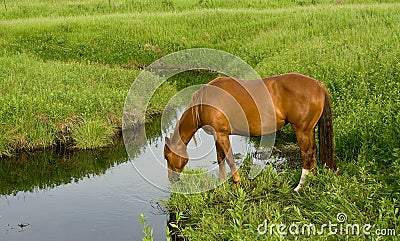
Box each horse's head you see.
[164,136,188,182]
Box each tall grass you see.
[2,0,399,19]
[166,166,399,240]
[0,54,176,155]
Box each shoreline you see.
[0,125,123,159]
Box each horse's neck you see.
[171,107,199,147]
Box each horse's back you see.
[208,73,322,97]
[195,73,326,134]
[198,76,275,135]
[264,73,323,96]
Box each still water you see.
[0,109,289,241]
[0,140,170,241]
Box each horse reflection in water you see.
[164,73,336,191]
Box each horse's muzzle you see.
[168,171,180,182]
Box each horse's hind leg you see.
[216,142,227,181]
[292,128,317,192]
[216,134,241,184]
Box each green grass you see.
[2,0,399,20]
[0,53,176,155]
[166,164,399,240]
[0,1,399,239]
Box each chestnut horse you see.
[164,73,336,191]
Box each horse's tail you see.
[317,82,337,171]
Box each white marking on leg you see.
[294,168,310,192]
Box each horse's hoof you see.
[232,175,241,184]
[294,185,302,192]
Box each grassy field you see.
[0,0,399,240]
[2,0,399,19]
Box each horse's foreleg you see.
[295,168,310,192]
[216,134,241,184]
[216,142,227,181]
[293,129,317,192]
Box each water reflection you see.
[0,114,165,196]
[0,117,170,241]
[0,142,126,195]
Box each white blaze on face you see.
[294,168,310,192]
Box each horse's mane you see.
[187,85,207,127]
[184,85,209,147]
